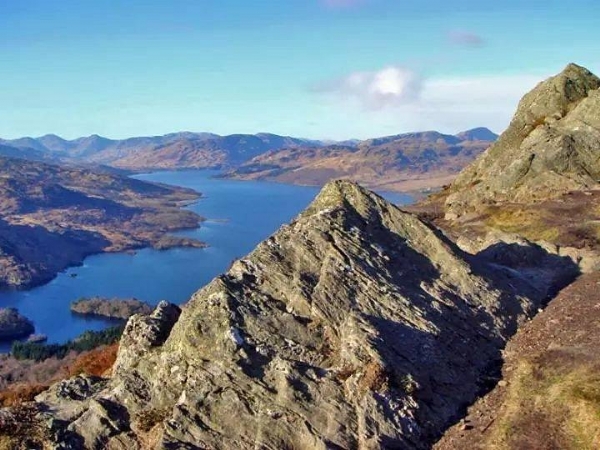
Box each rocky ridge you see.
[23,180,570,449]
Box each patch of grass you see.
[0,383,49,408]
[486,360,600,450]
[134,407,170,433]
[484,206,561,242]
[358,360,388,394]
[562,371,600,449]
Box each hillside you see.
[7,180,580,449]
[224,129,497,192]
[411,64,600,255]
[435,272,600,449]
[445,63,600,217]
[0,156,203,289]
[409,63,600,448]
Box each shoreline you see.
[0,170,208,292]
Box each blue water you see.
[0,171,413,351]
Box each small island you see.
[70,297,153,320]
[152,235,208,251]
[0,308,35,341]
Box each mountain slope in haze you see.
[1,132,323,170]
[445,63,600,217]
[0,144,49,162]
[0,156,203,289]
[224,128,497,192]
[19,180,573,449]
[107,133,322,170]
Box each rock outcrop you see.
[445,63,600,218]
[31,180,554,449]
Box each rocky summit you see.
[445,63,600,218]
[27,180,552,449]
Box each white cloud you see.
[315,66,423,109]
[413,74,543,130]
[313,67,546,135]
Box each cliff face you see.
[29,180,555,449]
[445,64,600,218]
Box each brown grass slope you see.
[434,272,600,450]
[425,64,600,449]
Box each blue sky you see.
[1,0,599,140]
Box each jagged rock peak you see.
[513,63,600,127]
[30,181,548,449]
[304,179,389,217]
[445,63,600,217]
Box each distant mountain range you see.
[225,128,498,191]
[0,132,323,169]
[0,128,498,191]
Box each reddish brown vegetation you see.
[0,403,48,449]
[0,383,49,407]
[0,343,118,409]
[68,343,119,377]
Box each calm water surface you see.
[0,171,413,350]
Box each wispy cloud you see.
[313,66,423,109]
[321,0,366,9]
[447,30,485,47]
